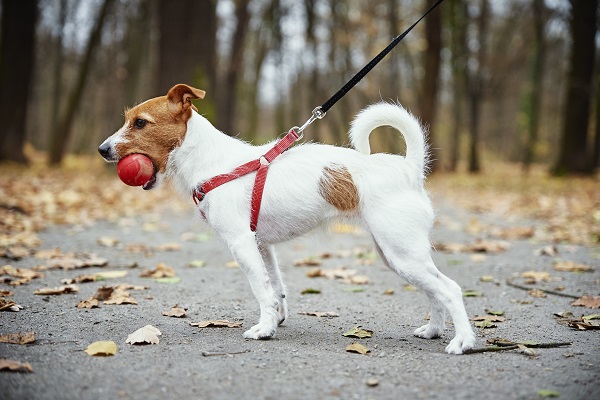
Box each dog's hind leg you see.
[372,234,475,354]
[259,244,288,325]
[227,233,282,339]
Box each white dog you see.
[98,84,475,354]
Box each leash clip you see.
[297,106,326,135]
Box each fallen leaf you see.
[96,270,128,279]
[494,226,535,240]
[301,288,321,295]
[346,343,370,355]
[113,283,147,291]
[5,245,30,260]
[463,290,484,297]
[294,257,322,267]
[517,344,538,356]
[571,295,600,309]
[298,311,339,318]
[528,289,547,298]
[0,265,44,285]
[0,359,33,372]
[343,326,373,339]
[126,325,162,345]
[0,289,13,296]
[76,298,99,309]
[474,320,497,329]
[124,243,154,257]
[479,275,496,283]
[383,288,395,295]
[0,332,35,345]
[97,236,119,247]
[92,286,114,301]
[537,389,560,398]
[348,275,369,285]
[521,271,554,284]
[553,260,594,273]
[470,254,486,263]
[103,289,137,305]
[485,309,505,316]
[140,262,176,278]
[534,245,558,257]
[34,248,66,259]
[84,341,117,356]
[366,378,379,387]
[153,277,181,284]
[224,261,239,268]
[190,320,242,328]
[468,239,510,253]
[188,260,206,268]
[162,305,187,318]
[0,298,22,312]
[33,284,79,295]
[42,254,108,270]
[154,243,182,252]
[344,286,365,293]
[472,315,506,322]
[402,284,417,291]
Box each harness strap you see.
[192,128,300,232]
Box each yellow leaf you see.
[84,341,117,356]
[126,325,161,345]
[346,343,370,355]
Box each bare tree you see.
[49,0,115,165]
[0,0,38,163]
[552,0,598,175]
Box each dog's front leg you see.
[228,234,281,339]
[259,244,287,325]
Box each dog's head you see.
[98,84,205,190]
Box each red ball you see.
[117,154,154,186]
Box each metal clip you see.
[297,106,326,135]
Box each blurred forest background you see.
[0,0,598,175]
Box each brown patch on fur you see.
[319,165,359,211]
[115,84,205,173]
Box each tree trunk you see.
[0,0,38,164]
[551,0,598,175]
[522,0,547,173]
[420,2,442,172]
[449,0,468,172]
[217,0,251,135]
[49,0,115,166]
[156,0,216,115]
[467,0,489,173]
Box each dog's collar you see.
[192,128,301,232]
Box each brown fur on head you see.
[114,84,206,173]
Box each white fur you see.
[105,102,476,354]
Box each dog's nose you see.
[98,142,111,159]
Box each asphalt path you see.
[1,198,598,400]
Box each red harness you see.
[192,128,301,232]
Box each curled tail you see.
[349,102,429,177]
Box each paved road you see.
[1,198,598,400]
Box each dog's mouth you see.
[142,169,157,190]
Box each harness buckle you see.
[192,188,205,205]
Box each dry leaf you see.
[0,298,22,312]
[224,261,239,268]
[301,288,321,294]
[113,283,147,291]
[571,295,600,309]
[190,320,242,328]
[162,305,187,318]
[383,288,395,295]
[97,236,119,247]
[0,359,33,372]
[34,248,66,259]
[463,290,484,297]
[468,239,510,253]
[470,254,487,263]
[474,320,497,329]
[76,298,99,309]
[366,378,379,387]
[298,311,339,318]
[125,243,154,256]
[306,267,322,278]
[126,325,162,345]
[342,326,373,339]
[494,226,535,240]
[479,275,496,283]
[92,286,114,301]
[521,271,553,284]
[472,315,506,322]
[553,261,594,273]
[154,243,182,252]
[346,343,370,355]
[34,284,79,295]
[0,289,13,296]
[528,289,547,298]
[348,275,369,285]
[140,262,176,278]
[534,245,558,257]
[103,289,137,305]
[84,341,117,356]
[0,332,35,345]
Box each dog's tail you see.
[349,102,429,177]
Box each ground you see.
[0,162,599,400]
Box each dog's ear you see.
[167,84,206,117]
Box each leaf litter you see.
[126,325,162,345]
[190,320,243,328]
[85,341,118,356]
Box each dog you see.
[98,84,476,354]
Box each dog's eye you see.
[134,118,146,129]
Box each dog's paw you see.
[277,297,288,326]
[414,323,443,339]
[445,333,476,355]
[243,323,276,340]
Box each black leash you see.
[295,0,447,134]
